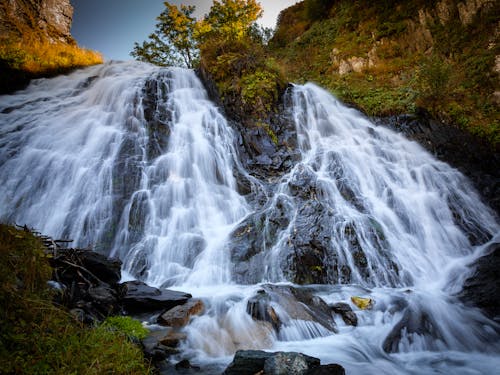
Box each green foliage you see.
[102,316,149,341]
[0,225,151,374]
[414,54,453,106]
[131,2,198,68]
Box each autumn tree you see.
[131,2,198,68]
[196,0,263,42]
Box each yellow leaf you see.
[351,296,374,310]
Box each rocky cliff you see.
[0,0,101,94]
[0,0,74,43]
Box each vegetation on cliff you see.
[269,0,499,146]
[0,0,102,94]
[0,224,150,374]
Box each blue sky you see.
[71,0,298,61]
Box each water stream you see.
[0,62,498,374]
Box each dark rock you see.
[457,241,500,320]
[175,359,201,371]
[263,352,320,375]
[306,364,346,375]
[78,250,122,285]
[246,284,337,334]
[330,303,358,326]
[223,350,274,375]
[223,350,321,375]
[120,280,191,312]
[157,299,204,327]
[87,285,118,316]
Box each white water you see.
[0,62,499,374]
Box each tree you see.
[131,2,198,68]
[197,0,263,42]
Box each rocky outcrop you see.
[0,0,74,43]
[197,65,301,183]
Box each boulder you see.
[78,250,122,285]
[263,352,320,375]
[159,331,187,347]
[330,302,358,326]
[157,299,204,327]
[223,350,321,375]
[223,350,274,375]
[246,284,337,334]
[120,280,191,312]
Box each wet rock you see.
[157,299,204,327]
[223,350,321,375]
[247,290,281,331]
[458,241,500,320]
[230,194,294,283]
[223,350,275,375]
[330,303,358,326]
[175,359,201,371]
[263,352,320,375]
[382,305,443,353]
[306,364,346,375]
[159,331,187,347]
[120,280,191,313]
[246,285,337,334]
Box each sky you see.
[71,0,299,61]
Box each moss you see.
[102,316,149,341]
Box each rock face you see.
[458,241,500,320]
[0,0,74,43]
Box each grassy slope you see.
[269,0,499,147]
[0,224,151,374]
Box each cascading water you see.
[0,62,498,374]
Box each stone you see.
[263,352,320,375]
[157,299,204,327]
[330,302,358,326]
[87,285,118,315]
[246,285,337,334]
[78,250,122,285]
[120,280,191,312]
[306,364,346,375]
[223,350,321,375]
[223,350,274,375]
[175,359,201,371]
[159,331,187,347]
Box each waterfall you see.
[0,62,498,374]
[0,61,248,287]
